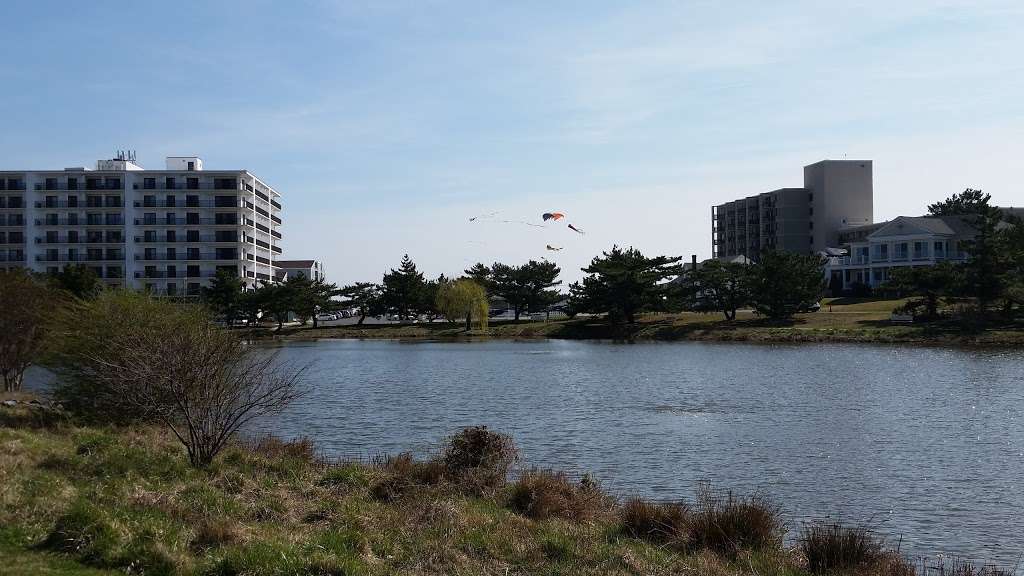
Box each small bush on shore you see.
[620,497,689,544]
[686,487,784,556]
[800,523,884,574]
[441,425,518,494]
[506,469,611,521]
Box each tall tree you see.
[382,254,427,321]
[1002,216,1024,316]
[747,250,826,320]
[256,280,296,332]
[685,260,750,321]
[0,270,63,392]
[420,274,448,322]
[928,188,992,216]
[202,269,245,326]
[464,263,493,292]
[290,277,340,328]
[568,246,683,324]
[436,279,489,331]
[523,260,562,315]
[48,264,101,300]
[957,197,1009,315]
[489,263,530,320]
[338,282,384,325]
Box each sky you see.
[2,0,1023,285]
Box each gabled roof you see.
[868,216,958,239]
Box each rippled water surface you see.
[254,340,1020,563]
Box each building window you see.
[165,177,175,190]
[45,178,58,190]
[67,177,77,190]
[144,178,156,190]
[187,178,199,190]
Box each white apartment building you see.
[0,154,282,295]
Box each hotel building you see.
[0,154,282,295]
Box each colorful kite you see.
[542,212,565,222]
[568,224,584,234]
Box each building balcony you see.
[134,236,240,243]
[36,255,124,263]
[133,200,243,208]
[36,237,124,244]
[134,270,217,279]
[135,253,238,262]
[36,218,125,226]
[134,217,239,226]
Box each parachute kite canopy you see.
[542,212,565,222]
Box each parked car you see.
[316,313,335,322]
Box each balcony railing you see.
[134,270,217,279]
[36,218,124,226]
[36,254,124,263]
[135,253,238,261]
[134,218,238,226]
[36,237,124,244]
[133,199,242,208]
[134,236,240,243]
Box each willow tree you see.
[437,279,489,331]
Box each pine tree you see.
[382,254,426,321]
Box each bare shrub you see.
[52,291,306,467]
[441,426,518,494]
[686,485,784,557]
[0,269,63,392]
[506,468,611,521]
[620,498,689,544]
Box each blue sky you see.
[2,0,1023,284]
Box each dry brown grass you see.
[506,469,613,521]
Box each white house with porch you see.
[827,216,976,291]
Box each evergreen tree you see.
[884,262,962,319]
[338,282,384,325]
[957,198,1008,315]
[747,250,826,320]
[928,188,992,216]
[202,269,245,325]
[463,263,493,292]
[523,260,562,315]
[685,260,750,321]
[568,246,682,324]
[381,254,426,321]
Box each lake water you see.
[249,338,1024,567]
[23,338,1022,565]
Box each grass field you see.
[267,298,1024,347]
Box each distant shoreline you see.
[255,311,1024,349]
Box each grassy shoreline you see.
[259,298,1024,348]
[2,409,1009,576]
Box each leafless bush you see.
[53,291,306,467]
[441,426,518,494]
